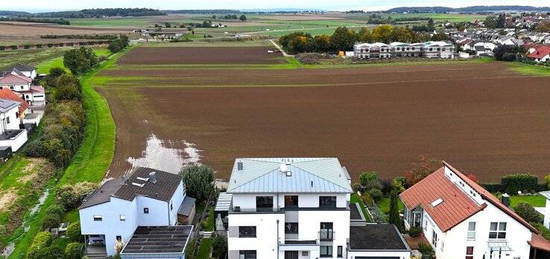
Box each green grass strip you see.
[508,62,550,77]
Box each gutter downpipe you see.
[277,218,280,259]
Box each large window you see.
[467,222,476,241]
[320,246,332,257]
[285,195,299,209]
[285,223,298,234]
[432,230,438,248]
[239,226,256,238]
[489,222,507,239]
[320,222,334,240]
[319,196,336,208]
[239,250,256,259]
[256,196,273,212]
[465,246,474,259]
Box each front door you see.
[285,251,299,259]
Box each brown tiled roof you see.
[442,161,539,233]
[114,167,182,202]
[0,73,32,84]
[0,89,28,115]
[400,167,487,232]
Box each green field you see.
[68,17,150,27]
[36,48,112,74]
[508,62,550,77]
[0,48,68,71]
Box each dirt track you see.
[100,47,550,182]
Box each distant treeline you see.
[40,34,118,40]
[0,10,30,16]
[366,14,432,24]
[34,8,166,18]
[165,9,241,14]
[386,5,550,14]
[0,41,111,51]
[0,17,69,25]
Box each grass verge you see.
[508,62,550,77]
[197,238,213,259]
[350,193,372,222]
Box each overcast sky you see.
[4,0,550,12]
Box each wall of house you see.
[348,250,410,259]
[79,198,138,256]
[168,181,185,225]
[227,213,285,259]
[545,199,550,229]
[1,83,30,92]
[0,106,21,132]
[136,196,170,226]
[421,211,446,257]
[0,129,28,152]
[232,193,348,211]
[299,210,349,258]
[441,203,532,259]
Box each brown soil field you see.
[99,47,550,182]
[118,47,284,64]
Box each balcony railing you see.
[319,229,334,241]
[229,205,349,214]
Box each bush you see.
[361,191,374,206]
[28,246,63,259]
[64,242,84,259]
[545,174,550,190]
[418,242,435,258]
[514,202,542,224]
[57,182,97,210]
[534,223,550,240]
[501,174,539,194]
[180,164,215,203]
[54,83,81,101]
[368,188,383,202]
[45,203,65,218]
[360,171,382,191]
[27,231,53,258]
[408,226,422,237]
[211,234,227,259]
[63,47,98,75]
[42,213,62,230]
[66,222,82,242]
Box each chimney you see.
[501,193,510,207]
[149,172,157,184]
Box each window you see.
[6,116,9,124]
[285,223,298,234]
[93,216,102,221]
[239,250,256,259]
[320,246,332,257]
[337,246,343,257]
[120,215,126,221]
[239,226,256,238]
[319,196,336,208]
[466,246,474,259]
[432,230,438,248]
[285,195,299,209]
[489,222,506,239]
[170,203,173,211]
[256,196,273,212]
[320,222,333,240]
[467,222,476,241]
[116,236,122,241]
[143,208,149,214]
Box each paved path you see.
[269,39,292,57]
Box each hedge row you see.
[482,174,546,194]
[0,40,112,51]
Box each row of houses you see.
[0,64,45,157]
[352,41,456,59]
[80,157,550,259]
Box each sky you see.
[2,0,549,12]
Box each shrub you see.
[27,231,53,258]
[54,83,81,101]
[57,182,97,210]
[545,174,550,190]
[534,223,550,240]
[66,222,82,242]
[418,242,435,258]
[64,242,84,259]
[211,234,227,259]
[501,174,539,194]
[180,164,215,203]
[361,191,374,206]
[408,226,422,237]
[45,204,65,218]
[63,47,98,75]
[514,202,542,224]
[28,246,63,259]
[368,188,383,202]
[42,213,62,230]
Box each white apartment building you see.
[353,41,455,59]
[225,158,411,259]
[400,161,550,259]
[0,98,27,153]
[79,167,195,257]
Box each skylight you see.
[431,198,444,207]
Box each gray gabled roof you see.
[227,158,352,194]
[0,98,19,113]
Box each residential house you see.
[527,45,550,63]
[0,99,28,153]
[225,157,410,259]
[1,64,37,80]
[474,42,497,56]
[0,89,42,126]
[79,167,195,257]
[354,41,455,60]
[422,41,455,59]
[353,42,391,59]
[400,161,550,259]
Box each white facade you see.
[403,164,537,259]
[354,41,455,59]
[79,180,185,256]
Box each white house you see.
[474,42,498,56]
[225,157,410,259]
[79,167,195,257]
[0,71,45,105]
[1,64,37,80]
[354,43,391,59]
[353,41,455,60]
[0,98,28,153]
[400,161,550,259]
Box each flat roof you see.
[215,192,232,212]
[121,225,193,254]
[349,224,410,251]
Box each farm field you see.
[95,44,550,182]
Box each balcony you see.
[229,205,349,214]
[319,229,334,241]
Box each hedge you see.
[501,174,540,194]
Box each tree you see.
[42,213,61,230]
[359,171,382,190]
[430,31,449,41]
[64,242,84,259]
[312,35,331,52]
[535,21,550,32]
[371,24,394,43]
[211,234,227,259]
[388,187,403,230]
[358,27,374,43]
[180,164,215,203]
[66,222,82,242]
[239,15,247,22]
[493,45,524,61]
[497,14,506,28]
[330,26,358,51]
[63,47,98,75]
[514,202,542,224]
[427,18,435,31]
[404,156,439,186]
[484,16,498,29]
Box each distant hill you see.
[34,8,166,18]
[0,10,30,16]
[165,9,240,14]
[386,5,550,13]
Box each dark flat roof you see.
[121,226,193,254]
[178,196,196,216]
[349,224,410,251]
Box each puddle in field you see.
[127,134,201,174]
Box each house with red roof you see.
[527,45,550,63]
[400,161,550,259]
[0,71,45,105]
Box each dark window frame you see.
[239,226,257,238]
[143,208,149,214]
[319,196,337,208]
[256,196,273,212]
[285,222,298,234]
[285,195,299,209]
[337,245,343,257]
[239,250,257,259]
[320,245,333,257]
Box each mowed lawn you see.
[95,44,550,183]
